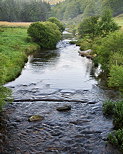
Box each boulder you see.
[56,105,71,111]
[28,115,44,122]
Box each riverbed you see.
[0,33,121,154]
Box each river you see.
[0,32,121,154]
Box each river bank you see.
[0,26,39,83]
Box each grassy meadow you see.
[0,24,39,83]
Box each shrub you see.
[93,31,123,71]
[103,100,115,116]
[108,129,123,152]
[103,100,123,129]
[48,17,65,32]
[108,65,123,89]
[113,101,123,129]
[28,22,61,49]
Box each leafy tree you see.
[28,22,61,49]
[98,9,119,37]
[48,17,65,32]
[78,9,119,39]
[78,16,99,39]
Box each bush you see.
[113,101,123,129]
[103,100,116,116]
[93,31,123,71]
[103,100,123,129]
[108,65,123,89]
[108,129,123,152]
[48,17,65,32]
[28,22,61,49]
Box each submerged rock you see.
[56,105,71,111]
[28,115,44,122]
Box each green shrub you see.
[108,65,123,89]
[113,101,123,129]
[108,129,123,152]
[28,22,61,49]
[103,100,123,129]
[103,100,115,116]
[48,17,65,32]
[93,31,123,71]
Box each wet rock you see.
[88,101,97,104]
[56,105,71,111]
[28,115,44,122]
[70,119,90,125]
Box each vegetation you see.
[78,10,119,40]
[103,100,123,152]
[0,26,39,109]
[0,0,51,22]
[108,129,123,152]
[52,0,123,21]
[48,17,65,32]
[28,21,62,49]
[93,31,123,90]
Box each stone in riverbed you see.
[56,105,71,111]
[28,115,44,122]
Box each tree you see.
[28,22,61,49]
[78,9,119,39]
[48,17,65,32]
[78,16,99,39]
[98,9,119,37]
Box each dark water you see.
[0,32,121,154]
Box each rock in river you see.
[56,105,71,111]
[28,115,44,122]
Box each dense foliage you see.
[78,10,119,39]
[93,31,123,90]
[28,22,61,49]
[48,17,65,32]
[103,100,123,152]
[0,0,51,22]
[52,0,123,21]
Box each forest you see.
[52,0,123,20]
[0,0,51,22]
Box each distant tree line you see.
[51,0,123,20]
[0,0,51,22]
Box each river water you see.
[0,32,121,153]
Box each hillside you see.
[52,0,123,20]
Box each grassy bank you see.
[0,26,39,82]
[0,26,39,109]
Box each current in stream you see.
[0,32,121,154]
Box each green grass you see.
[0,26,39,109]
[0,27,39,83]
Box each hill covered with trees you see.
[0,0,51,22]
[52,0,123,20]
